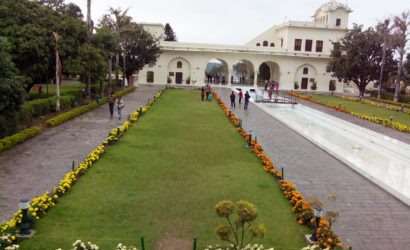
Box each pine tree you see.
[164,23,177,41]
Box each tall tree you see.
[99,7,133,86]
[120,23,161,82]
[392,12,410,102]
[376,18,394,98]
[327,25,396,96]
[0,37,26,137]
[164,23,177,41]
[92,27,118,94]
[0,0,86,92]
[233,61,248,83]
[85,0,93,100]
[404,53,410,83]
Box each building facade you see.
[138,1,352,92]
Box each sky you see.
[67,0,410,45]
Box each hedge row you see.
[45,87,135,127]
[0,126,42,153]
[20,95,76,118]
[368,97,410,108]
[369,90,410,104]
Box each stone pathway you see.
[215,88,410,250]
[0,85,163,223]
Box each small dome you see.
[314,1,352,16]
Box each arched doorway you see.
[295,64,317,90]
[232,59,254,85]
[205,59,229,85]
[168,57,191,84]
[257,61,280,87]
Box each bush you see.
[329,80,336,91]
[369,90,410,104]
[310,81,317,90]
[46,87,135,127]
[0,126,42,153]
[20,95,76,118]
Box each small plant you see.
[186,76,191,84]
[215,200,266,250]
[71,240,99,250]
[294,81,299,90]
[310,81,317,90]
[167,76,172,84]
[324,194,339,228]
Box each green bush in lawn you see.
[0,126,42,152]
[20,95,76,118]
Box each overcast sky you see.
[67,0,410,45]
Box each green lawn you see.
[21,89,308,249]
[311,95,410,127]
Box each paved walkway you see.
[215,88,410,250]
[0,85,163,223]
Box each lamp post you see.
[19,198,30,235]
[390,116,394,121]
[309,206,323,242]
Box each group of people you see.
[108,95,125,120]
[230,89,251,110]
[201,84,213,101]
[265,80,280,100]
[206,74,226,84]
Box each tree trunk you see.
[394,49,404,102]
[123,50,126,87]
[55,49,60,112]
[359,83,366,97]
[108,57,112,95]
[115,51,119,87]
[86,69,91,101]
[378,41,387,99]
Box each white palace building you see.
[137,1,352,93]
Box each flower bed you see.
[0,89,164,249]
[338,96,410,115]
[0,126,42,153]
[212,89,342,250]
[368,97,410,109]
[290,92,410,133]
[45,87,136,127]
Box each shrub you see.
[310,81,317,90]
[0,126,42,153]
[186,76,191,84]
[294,81,299,90]
[20,95,76,119]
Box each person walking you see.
[108,94,115,119]
[230,91,236,108]
[238,89,244,104]
[117,97,125,120]
[244,91,251,110]
[201,87,205,101]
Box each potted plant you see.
[294,81,299,90]
[310,81,317,91]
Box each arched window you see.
[256,43,261,46]
[177,61,182,68]
[270,43,275,47]
[263,41,268,47]
[303,67,309,74]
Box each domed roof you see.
[314,1,352,16]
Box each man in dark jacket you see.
[230,91,236,108]
[244,91,251,110]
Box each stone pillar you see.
[253,71,258,87]
[227,70,232,87]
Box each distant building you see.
[138,1,352,92]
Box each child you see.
[117,97,125,120]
